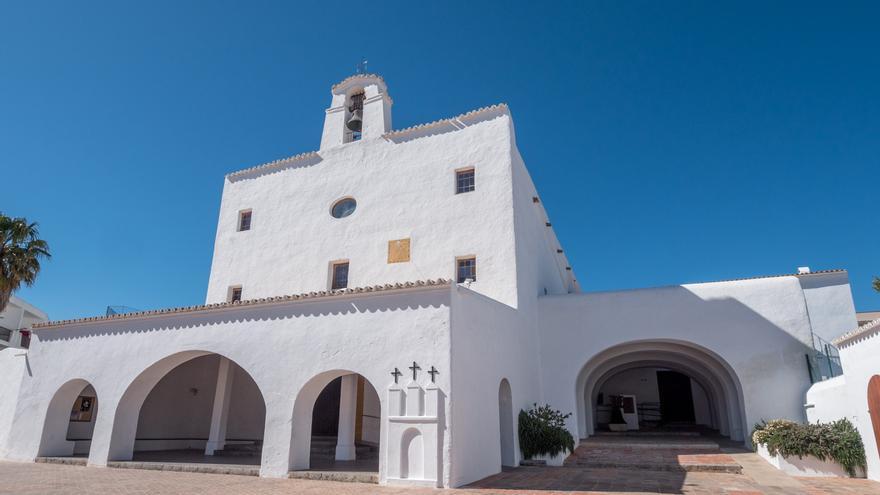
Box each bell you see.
[346,110,362,132]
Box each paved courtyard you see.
[4,458,880,495]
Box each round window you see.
[331,197,357,218]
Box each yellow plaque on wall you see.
[388,238,411,263]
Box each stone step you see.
[35,456,88,466]
[107,460,260,477]
[289,470,378,484]
[594,430,701,437]
[564,459,742,474]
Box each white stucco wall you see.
[5,286,453,485]
[799,272,858,343]
[538,274,843,444]
[0,348,27,458]
[207,108,520,308]
[808,325,880,481]
[448,285,543,487]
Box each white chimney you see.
[797,266,811,274]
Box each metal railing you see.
[806,334,843,383]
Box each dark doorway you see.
[311,377,341,436]
[657,370,695,424]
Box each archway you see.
[576,340,746,442]
[290,370,381,475]
[38,379,99,458]
[868,375,880,455]
[106,351,266,469]
[498,378,515,467]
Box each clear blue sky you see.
[3,1,878,321]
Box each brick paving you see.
[4,458,880,494]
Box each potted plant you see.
[608,395,628,432]
[518,403,575,466]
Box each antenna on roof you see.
[356,58,368,74]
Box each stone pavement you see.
[4,458,880,495]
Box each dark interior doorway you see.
[657,370,695,424]
[311,377,341,436]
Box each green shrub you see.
[518,403,575,459]
[752,418,867,476]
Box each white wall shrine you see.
[384,379,444,487]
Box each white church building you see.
[0,73,873,487]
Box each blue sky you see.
[2,1,878,320]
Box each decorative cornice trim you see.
[226,151,320,180]
[834,318,880,348]
[33,279,452,330]
[382,103,509,139]
[331,73,386,91]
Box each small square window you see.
[456,257,476,283]
[238,210,252,232]
[229,286,242,303]
[456,169,475,194]
[331,262,349,290]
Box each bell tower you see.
[320,74,393,150]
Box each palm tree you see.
[0,214,51,313]
[874,276,880,293]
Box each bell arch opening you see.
[576,340,747,443]
[105,351,267,469]
[38,379,99,458]
[289,370,381,476]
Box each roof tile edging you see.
[33,279,451,330]
[834,318,880,348]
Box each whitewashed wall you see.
[807,324,880,481]
[4,287,452,485]
[799,272,858,343]
[207,108,520,308]
[538,273,855,444]
[0,348,27,458]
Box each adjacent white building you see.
[0,295,47,349]
[0,74,871,487]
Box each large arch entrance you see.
[38,379,99,459]
[576,341,747,442]
[290,370,381,477]
[106,351,266,471]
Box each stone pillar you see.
[335,374,358,461]
[205,357,234,455]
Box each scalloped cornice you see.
[834,318,880,348]
[34,279,451,330]
[382,103,509,139]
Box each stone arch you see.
[498,378,515,467]
[289,369,382,472]
[400,427,423,479]
[575,340,747,442]
[591,360,726,433]
[104,350,267,462]
[38,378,98,457]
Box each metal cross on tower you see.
[391,367,403,384]
[428,366,439,383]
[356,58,368,74]
[409,361,421,381]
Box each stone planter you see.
[756,443,866,478]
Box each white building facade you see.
[0,74,869,487]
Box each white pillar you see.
[335,374,358,461]
[205,357,234,455]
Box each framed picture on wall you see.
[70,396,95,422]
